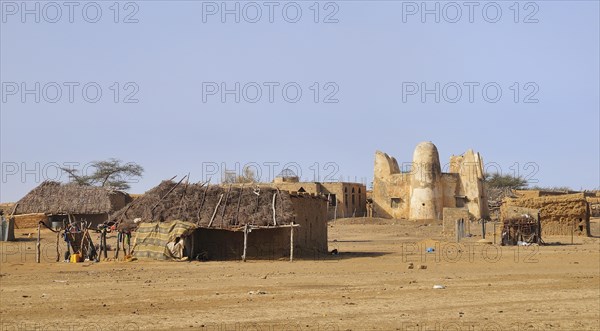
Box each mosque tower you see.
[409,141,443,220]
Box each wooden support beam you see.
[115,232,121,259]
[242,224,249,262]
[151,175,188,218]
[9,203,18,218]
[124,232,129,256]
[221,185,232,228]
[100,228,108,260]
[537,212,542,244]
[208,194,224,228]
[481,219,486,239]
[234,185,244,225]
[36,223,41,263]
[272,191,278,226]
[254,188,261,212]
[56,230,60,262]
[231,224,300,231]
[290,221,294,262]
[197,180,210,223]
[177,173,191,219]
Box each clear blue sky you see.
[1,1,599,202]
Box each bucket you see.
[70,254,82,263]
[51,220,63,231]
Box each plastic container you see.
[70,254,82,263]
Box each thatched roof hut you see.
[112,180,296,231]
[15,181,131,216]
[114,179,330,261]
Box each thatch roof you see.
[112,180,296,231]
[15,181,131,215]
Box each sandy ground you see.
[1,218,599,331]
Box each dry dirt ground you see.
[1,218,599,331]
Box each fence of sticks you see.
[112,177,296,231]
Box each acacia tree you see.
[61,159,144,191]
[484,173,528,189]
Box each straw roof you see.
[15,181,131,215]
[112,180,296,231]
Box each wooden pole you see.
[197,180,210,222]
[234,185,244,225]
[36,223,41,263]
[65,229,70,259]
[9,203,18,218]
[272,192,278,226]
[151,175,188,218]
[8,203,18,229]
[56,230,60,262]
[115,232,121,259]
[481,219,486,240]
[102,229,107,260]
[242,224,248,262]
[537,212,542,244]
[290,221,294,262]
[255,188,260,212]
[177,173,191,219]
[220,185,232,228]
[208,194,224,228]
[122,233,126,257]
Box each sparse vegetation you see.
[222,167,257,184]
[530,185,573,192]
